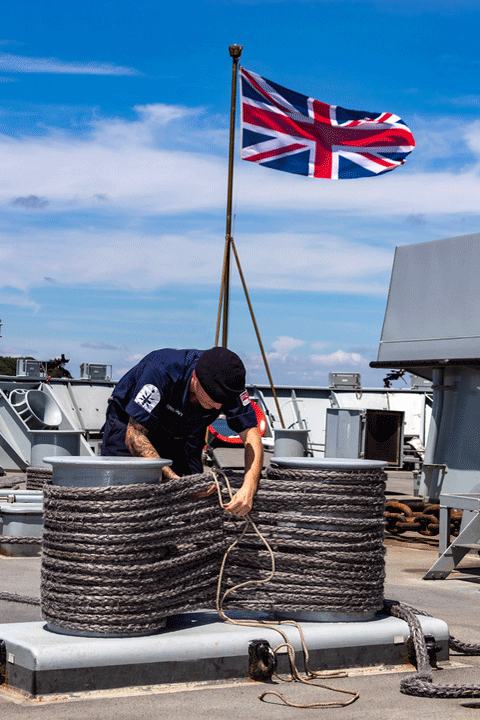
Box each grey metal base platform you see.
[0,611,449,698]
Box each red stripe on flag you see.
[246,143,307,162]
[359,152,395,167]
[241,69,291,115]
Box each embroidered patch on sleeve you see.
[134,384,161,413]
[240,390,250,406]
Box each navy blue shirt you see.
[101,348,257,475]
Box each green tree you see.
[0,356,25,375]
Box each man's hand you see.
[222,425,263,516]
[223,485,255,516]
[162,465,180,481]
[193,483,216,499]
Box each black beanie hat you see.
[195,347,246,403]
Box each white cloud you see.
[0,105,226,214]
[271,336,305,354]
[236,164,480,216]
[263,341,372,381]
[80,340,118,350]
[464,120,480,155]
[310,349,364,366]
[0,292,40,312]
[245,348,373,386]
[238,232,393,291]
[0,227,394,295]
[1,105,480,218]
[116,354,146,376]
[90,104,203,147]
[0,52,139,75]
[442,95,480,108]
[0,346,25,358]
[311,341,330,351]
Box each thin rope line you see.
[210,468,359,708]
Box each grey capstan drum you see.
[41,456,173,637]
[221,459,388,622]
[42,455,171,487]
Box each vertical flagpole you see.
[212,45,286,433]
[215,44,243,348]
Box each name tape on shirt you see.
[240,390,251,406]
[135,384,161,413]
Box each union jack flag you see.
[240,68,415,179]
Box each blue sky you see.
[1,0,480,387]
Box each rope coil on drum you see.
[219,465,387,619]
[26,467,53,491]
[41,473,225,637]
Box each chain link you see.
[385,500,463,538]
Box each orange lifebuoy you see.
[208,400,267,445]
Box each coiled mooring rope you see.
[41,473,225,636]
[385,600,480,698]
[0,591,40,606]
[0,537,41,544]
[26,467,53,491]
[219,465,386,618]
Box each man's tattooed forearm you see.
[126,419,160,458]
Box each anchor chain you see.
[385,501,462,538]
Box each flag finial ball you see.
[229,45,243,58]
